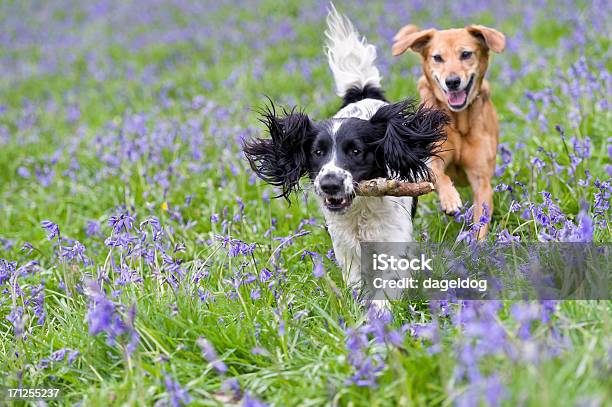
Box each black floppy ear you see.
[369,100,448,182]
[243,101,314,201]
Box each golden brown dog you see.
[392,24,505,239]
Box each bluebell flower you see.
[496,229,520,243]
[17,166,30,178]
[21,242,34,255]
[108,212,135,234]
[61,240,90,265]
[67,350,79,364]
[163,371,192,407]
[87,296,115,336]
[85,220,101,237]
[242,392,268,407]
[41,220,60,241]
[221,377,241,399]
[312,261,324,278]
[197,337,227,374]
[293,310,308,320]
[197,289,213,304]
[259,268,272,283]
[530,157,545,172]
[0,259,15,285]
[7,306,25,339]
[250,288,260,300]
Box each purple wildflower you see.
[87,295,114,336]
[85,281,131,347]
[511,302,540,340]
[41,220,60,241]
[163,371,192,407]
[50,348,67,361]
[125,303,140,355]
[222,377,241,399]
[108,212,135,234]
[85,221,101,237]
[293,310,308,320]
[540,301,557,324]
[278,319,286,336]
[250,288,261,300]
[242,392,268,407]
[312,261,324,278]
[17,166,31,178]
[251,347,270,356]
[259,268,272,283]
[346,355,385,387]
[197,337,227,373]
[410,320,441,354]
[509,201,521,213]
[496,229,520,243]
[7,306,25,339]
[21,242,34,255]
[344,323,387,387]
[28,283,46,325]
[61,240,90,265]
[67,350,79,364]
[197,289,213,303]
[530,157,545,172]
[0,259,15,285]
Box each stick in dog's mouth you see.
[321,179,435,212]
[355,178,435,197]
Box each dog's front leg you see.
[329,234,362,288]
[431,155,462,214]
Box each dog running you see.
[244,6,448,299]
[393,23,506,238]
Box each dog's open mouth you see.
[446,75,474,110]
[323,195,353,212]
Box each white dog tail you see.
[325,4,383,99]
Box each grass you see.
[0,0,610,406]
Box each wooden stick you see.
[355,178,435,197]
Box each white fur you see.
[334,98,386,120]
[314,162,353,197]
[319,196,414,287]
[321,99,415,291]
[322,8,415,310]
[325,4,382,97]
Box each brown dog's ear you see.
[392,27,435,56]
[393,24,419,42]
[466,25,506,53]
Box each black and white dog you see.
[244,7,447,295]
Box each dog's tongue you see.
[448,90,467,106]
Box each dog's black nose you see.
[445,76,461,91]
[319,174,343,195]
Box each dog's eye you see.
[313,149,324,157]
[351,148,361,156]
[432,54,443,63]
[460,51,473,60]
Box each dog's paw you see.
[439,187,462,214]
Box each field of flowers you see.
[0,0,610,405]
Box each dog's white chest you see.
[321,196,414,286]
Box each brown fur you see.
[392,25,506,239]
